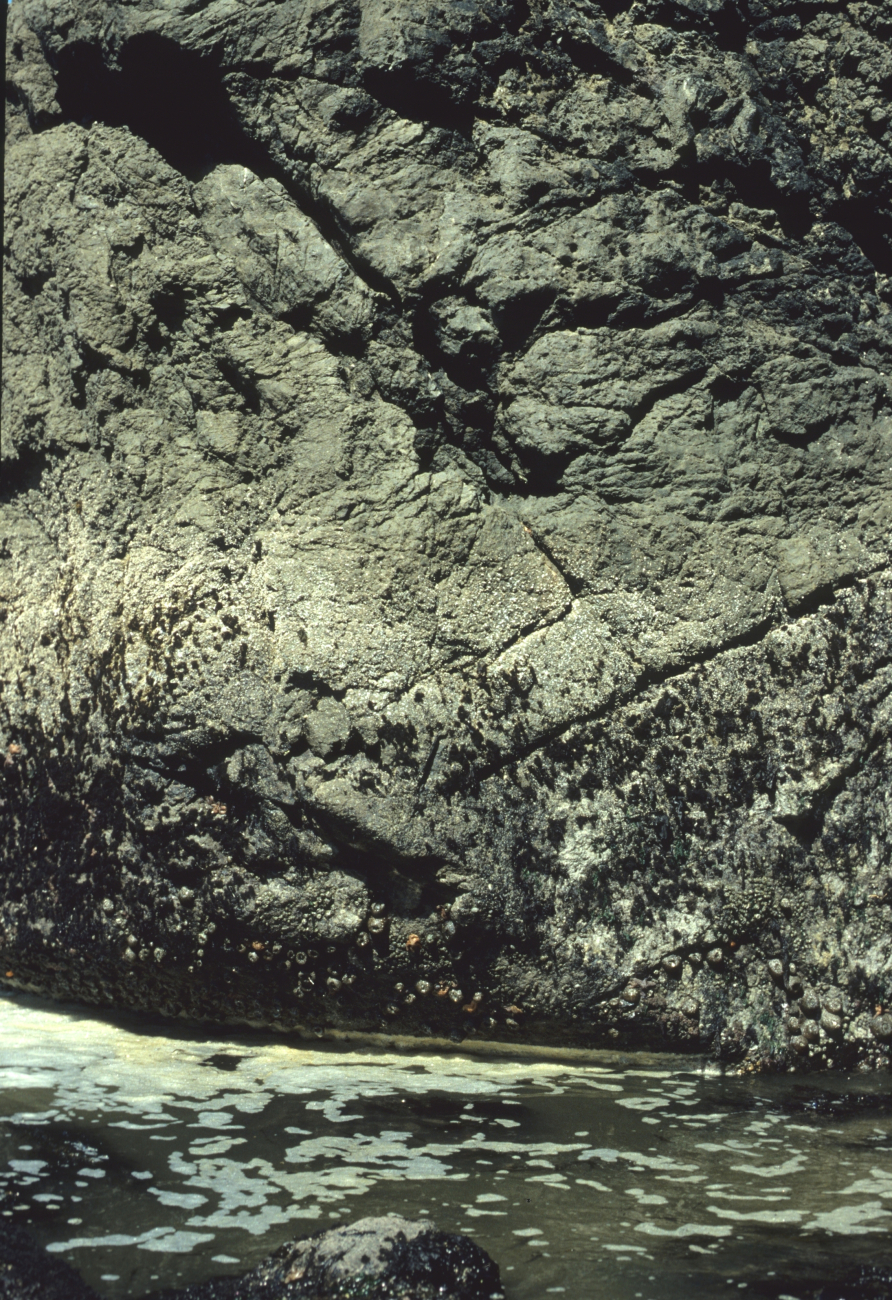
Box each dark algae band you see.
[2,0,892,1070]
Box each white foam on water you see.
[635,1222,733,1239]
[2,992,890,1300]
[148,1190,208,1209]
[707,1207,806,1225]
[803,1201,892,1234]
[625,1189,669,1206]
[708,1192,790,1203]
[138,1230,218,1253]
[836,1170,892,1197]
[728,1157,807,1179]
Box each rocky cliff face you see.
[3,0,891,1069]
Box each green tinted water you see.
[1,992,889,1298]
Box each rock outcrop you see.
[2,0,891,1068]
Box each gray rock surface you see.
[2,0,891,1068]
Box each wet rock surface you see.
[0,1216,503,1300]
[2,0,891,1068]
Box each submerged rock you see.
[0,1216,503,1300]
[0,1221,96,1300]
[2,0,891,1068]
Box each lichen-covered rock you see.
[2,0,891,1069]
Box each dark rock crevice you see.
[52,35,250,179]
[827,196,892,277]
[470,588,888,790]
[50,34,405,310]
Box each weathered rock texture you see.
[2,0,891,1068]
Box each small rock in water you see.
[155,1214,503,1299]
[0,1215,503,1300]
[0,1220,96,1300]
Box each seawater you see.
[0,991,889,1299]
